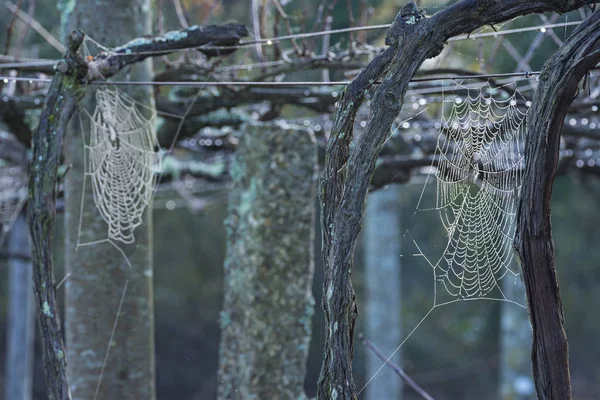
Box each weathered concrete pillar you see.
[217,121,317,400]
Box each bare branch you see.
[173,0,190,28]
[4,1,65,53]
[359,334,435,400]
[3,0,23,54]
[86,23,249,81]
[271,0,302,54]
[251,0,266,61]
[14,0,36,58]
[321,16,333,82]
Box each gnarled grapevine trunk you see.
[515,9,600,400]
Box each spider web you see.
[77,37,205,257]
[72,35,205,398]
[359,81,529,394]
[77,85,161,267]
[420,81,527,300]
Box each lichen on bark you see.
[217,121,318,400]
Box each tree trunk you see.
[364,187,403,400]
[217,121,317,400]
[4,213,35,400]
[515,9,600,400]
[27,33,85,399]
[62,2,156,399]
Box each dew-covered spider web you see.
[76,85,161,268]
[359,80,530,393]
[74,36,164,268]
[71,35,205,398]
[418,81,527,300]
[76,37,204,260]
[83,87,160,243]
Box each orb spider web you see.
[417,81,528,300]
[71,35,204,397]
[359,80,530,394]
[77,86,161,266]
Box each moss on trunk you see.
[218,121,317,400]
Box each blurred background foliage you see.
[3,176,598,399]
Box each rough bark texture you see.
[84,23,248,80]
[218,121,317,400]
[364,187,403,400]
[27,30,87,400]
[317,1,595,399]
[62,2,156,399]
[4,214,36,400]
[318,46,393,400]
[514,9,600,400]
[157,85,338,120]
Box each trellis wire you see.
[0,71,549,86]
[0,20,583,68]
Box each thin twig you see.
[271,0,302,54]
[359,334,435,400]
[308,0,339,52]
[173,0,190,28]
[356,0,373,44]
[251,0,265,62]
[14,0,35,58]
[346,0,355,44]
[202,0,219,24]
[272,3,282,59]
[55,273,70,290]
[321,16,332,82]
[3,0,23,54]
[4,1,65,53]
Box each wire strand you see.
[2,69,597,87]
[195,21,584,50]
[0,71,545,86]
[0,20,584,65]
